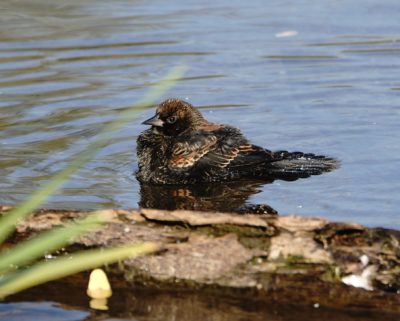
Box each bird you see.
[136,98,338,185]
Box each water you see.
[4,284,399,321]
[1,1,399,229]
[1,1,400,319]
[0,302,89,321]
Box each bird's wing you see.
[218,144,275,168]
[168,134,219,169]
[168,126,275,170]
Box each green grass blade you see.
[0,212,109,273]
[0,242,159,298]
[0,64,186,245]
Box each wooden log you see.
[2,206,400,314]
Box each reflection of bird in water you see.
[138,179,278,214]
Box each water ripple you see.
[0,0,399,230]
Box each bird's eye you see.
[166,116,177,124]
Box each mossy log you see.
[2,206,400,314]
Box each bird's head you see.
[142,99,206,136]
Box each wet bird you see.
[136,98,338,185]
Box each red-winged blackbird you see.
[136,98,338,185]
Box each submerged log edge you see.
[1,206,400,313]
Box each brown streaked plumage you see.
[136,98,338,185]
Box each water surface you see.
[5,282,399,321]
[1,0,399,229]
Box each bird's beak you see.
[142,113,164,127]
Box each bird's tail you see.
[266,151,338,180]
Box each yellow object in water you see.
[87,268,112,299]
